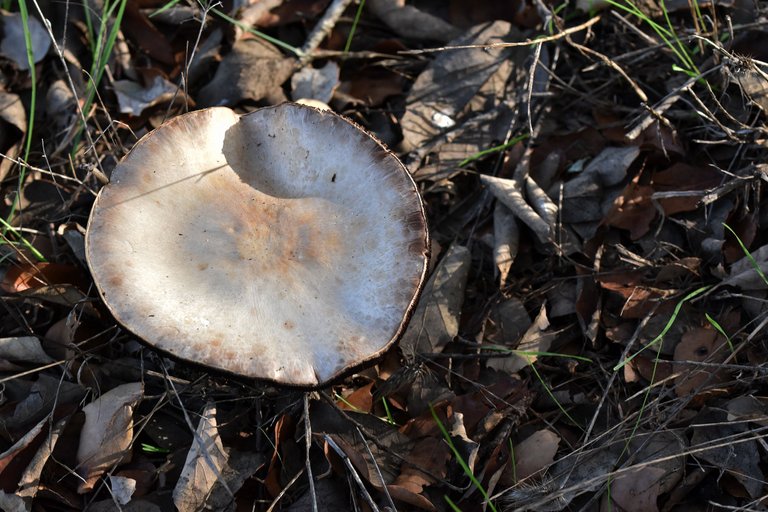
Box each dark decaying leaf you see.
[691,409,763,498]
[367,0,461,42]
[399,244,471,358]
[401,21,523,154]
[196,38,294,107]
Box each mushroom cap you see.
[86,104,429,387]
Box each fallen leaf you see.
[399,244,471,357]
[113,75,182,116]
[0,336,54,365]
[673,326,729,399]
[401,21,520,152]
[488,303,554,374]
[481,174,551,244]
[513,429,560,481]
[77,382,144,493]
[291,61,339,103]
[367,0,461,42]
[691,408,763,498]
[197,38,293,107]
[173,403,230,511]
[0,11,50,69]
[0,90,26,134]
[603,466,665,512]
[493,202,520,284]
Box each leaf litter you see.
[2,0,768,509]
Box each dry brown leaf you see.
[399,244,471,357]
[488,303,554,374]
[0,90,26,134]
[513,429,560,481]
[481,175,551,244]
[603,466,665,512]
[673,326,729,399]
[197,38,293,107]
[173,403,230,511]
[368,0,461,42]
[651,163,722,215]
[606,181,655,240]
[493,202,520,284]
[401,21,519,152]
[77,382,144,493]
[724,243,768,290]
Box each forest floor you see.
[1,0,768,510]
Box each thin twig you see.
[300,0,355,64]
[399,16,601,55]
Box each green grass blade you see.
[211,8,302,57]
[343,0,365,54]
[0,217,47,262]
[613,285,711,371]
[723,222,768,286]
[430,404,498,512]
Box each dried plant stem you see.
[300,0,355,64]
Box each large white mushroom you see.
[86,103,429,387]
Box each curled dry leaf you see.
[673,326,729,399]
[0,90,26,134]
[173,403,229,512]
[481,174,551,244]
[77,382,144,493]
[493,202,520,284]
[367,0,461,42]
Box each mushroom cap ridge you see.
[85,103,429,387]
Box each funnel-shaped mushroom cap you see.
[86,104,429,386]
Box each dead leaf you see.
[0,336,54,365]
[691,408,763,498]
[488,304,554,374]
[0,90,26,134]
[562,146,640,240]
[109,475,136,505]
[513,429,560,481]
[197,38,293,107]
[603,466,665,512]
[113,75,181,116]
[724,243,768,290]
[481,174,551,244]
[291,61,339,103]
[401,21,520,153]
[173,403,230,511]
[493,202,520,284]
[367,0,461,42]
[77,382,144,493]
[0,11,50,69]
[399,244,471,357]
[673,326,729,399]
[606,181,655,240]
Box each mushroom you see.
[85,103,429,387]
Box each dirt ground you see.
[1,0,768,510]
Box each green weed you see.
[430,404,498,512]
